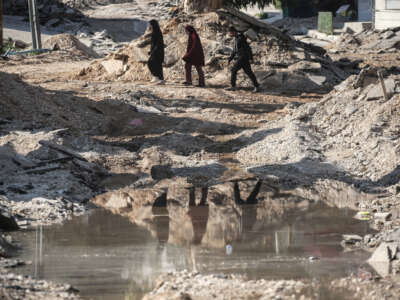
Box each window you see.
[387,0,400,9]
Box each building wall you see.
[358,0,374,21]
[375,0,400,30]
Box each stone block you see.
[343,22,373,34]
[366,78,396,100]
[101,59,125,75]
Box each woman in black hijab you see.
[148,19,165,84]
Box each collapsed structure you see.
[78,8,350,93]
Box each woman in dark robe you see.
[182,25,205,87]
[148,19,165,83]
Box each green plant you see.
[274,0,282,9]
[256,11,269,19]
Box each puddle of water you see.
[14,203,372,300]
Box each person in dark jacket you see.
[227,26,260,93]
[182,25,205,87]
[148,19,165,84]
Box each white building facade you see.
[375,0,400,29]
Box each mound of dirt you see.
[43,34,100,58]
[0,70,105,130]
[236,70,400,188]
[77,8,348,93]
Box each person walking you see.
[148,19,165,84]
[182,25,205,87]
[227,26,260,93]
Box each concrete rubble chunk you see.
[0,212,19,231]
[374,212,392,221]
[382,30,395,40]
[307,74,327,86]
[245,28,258,41]
[365,78,396,100]
[369,242,399,264]
[289,61,322,72]
[387,229,400,243]
[101,59,125,75]
[368,243,392,263]
[343,22,373,34]
[342,234,363,244]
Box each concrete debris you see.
[365,78,396,100]
[43,34,100,58]
[3,0,84,24]
[236,71,400,188]
[77,8,347,93]
[342,234,363,244]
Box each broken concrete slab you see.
[343,234,363,244]
[288,61,322,72]
[382,30,395,40]
[368,242,397,263]
[374,212,392,221]
[343,22,373,34]
[366,78,396,100]
[101,59,125,75]
[307,74,327,86]
[387,228,400,243]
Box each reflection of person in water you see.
[188,186,209,245]
[152,193,170,246]
[233,180,262,232]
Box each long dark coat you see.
[183,26,205,66]
[149,19,164,63]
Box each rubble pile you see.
[0,70,103,129]
[336,26,400,52]
[143,271,307,300]
[3,0,84,25]
[0,127,104,227]
[273,15,348,36]
[0,268,80,299]
[78,8,349,93]
[43,34,100,58]
[236,70,400,188]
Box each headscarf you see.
[148,19,164,60]
[149,19,162,38]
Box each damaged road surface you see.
[1,1,400,300]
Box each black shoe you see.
[182,81,192,85]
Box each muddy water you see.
[15,204,372,300]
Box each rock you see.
[13,40,28,49]
[0,235,15,258]
[307,74,327,86]
[284,73,326,92]
[382,30,395,40]
[374,212,391,221]
[368,242,397,263]
[288,61,322,72]
[343,234,363,244]
[103,192,132,210]
[101,59,125,75]
[0,212,19,231]
[245,28,258,41]
[365,36,400,50]
[365,78,396,100]
[387,229,400,242]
